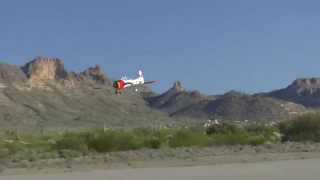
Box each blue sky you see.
[1,0,320,94]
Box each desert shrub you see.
[245,124,279,143]
[169,129,209,148]
[209,132,245,145]
[279,113,320,142]
[206,122,242,135]
[55,132,88,154]
[0,124,280,159]
[86,130,141,153]
[142,128,173,149]
[21,135,53,153]
[205,122,279,146]
[112,131,141,151]
[209,132,266,146]
[144,137,162,149]
[246,135,268,146]
[58,149,83,159]
[245,124,273,134]
[3,143,23,156]
[131,128,162,149]
[132,128,154,137]
[0,146,10,159]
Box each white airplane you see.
[113,70,155,94]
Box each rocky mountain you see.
[146,81,210,114]
[0,57,314,132]
[0,57,170,132]
[265,78,320,107]
[22,57,68,81]
[148,83,306,121]
[18,57,113,90]
[172,91,306,121]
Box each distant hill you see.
[264,78,320,107]
[147,83,306,121]
[172,91,306,121]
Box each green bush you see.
[169,129,209,148]
[246,135,268,146]
[280,113,320,142]
[144,138,162,149]
[209,132,267,146]
[58,149,83,159]
[0,147,10,159]
[55,132,88,154]
[132,128,154,137]
[3,143,23,156]
[87,130,141,153]
[245,124,274,134]
[0,124,280,159]
[206,123,242,135]
[142,128,173,149]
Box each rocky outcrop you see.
[19,57,112,89]
[265,78,320,107]
[79,65,111,85]
[172,81,185,92]
[21,57,67,88]
[62,65,112,88]
[0,64,27,84]
[146,81,207,114]
[22,57,67,81]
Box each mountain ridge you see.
[0,57,171,132]
[148,83,307,121]
[0,57,319,131]
[264,78,320,107]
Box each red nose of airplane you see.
[113,80,125,89]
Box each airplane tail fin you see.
[138,70,143,78]
[138,70,145,84]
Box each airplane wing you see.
[144,81,156,84]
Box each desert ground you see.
[1,158,320,180]
[1,144,320,180]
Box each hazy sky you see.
[1,0,320,94]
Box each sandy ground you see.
[1,158,320,180]
[2,143,320,178]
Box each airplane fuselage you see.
[113,70,154,94]
[113,76,145,94]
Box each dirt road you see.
[2,158,319,180]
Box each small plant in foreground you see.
[279,113,320,142]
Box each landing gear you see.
[115,89,122,95]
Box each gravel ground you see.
[2,158,320,180]
[1,142,320,176]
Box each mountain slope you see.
[265,78,320,107]
[0,57,171,132]
[147,81,306,121]
[146,81,210,114]
[0,64,27,84]
[0,57,313,132]
[172,91,306,121]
